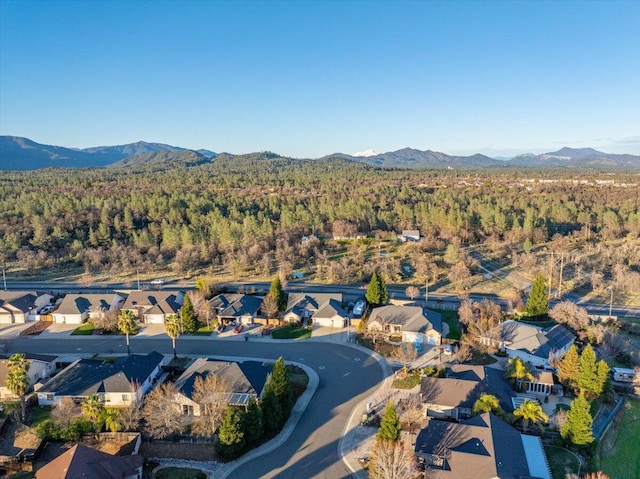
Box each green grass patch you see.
[392,371,422,389]
[433,309,461,340]
[544,445,581,479]
[71,323,95,335]
[191,325,215,336]
[598,400,640,479]
[272,325,312,339]
[29,406,52,428]
[156,467,206,479]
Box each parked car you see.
[353,300,366,317]
[216,323,225,333]
[233,323,244,334]
[443,344,454,356]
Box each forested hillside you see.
[1,154,639,297]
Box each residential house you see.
[51,294,125,325]
[499,320,575,368]
[420,364,514,420]
[0,291,42,323]
[414,412,551,479]
[37,351,165,407]
[522,370,555,396]
[172,358,272,418]
[122,291,183,324]
[397,229,421,242]
[35,444,143,479]
[0,354,58,400]
[368,305,442,345]
[283,293,346,328]
[209,294,264,326]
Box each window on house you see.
[182,405,194,415]
[46,394,54,401]
[122,394,129,402]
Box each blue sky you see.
[1,0,639,157]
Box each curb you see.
[210,357,319,479]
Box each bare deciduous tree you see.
[368,440,419,479]
[190,374,231,437]
[393,343,418,374]
[120,399,143,432]
[455,340,473,363]
[90,309,119,332]
[459,299,502,353]
[142,383,182,439]
[397,393,423,433]
[549,301,591,336]
[550,408,568,432]
[188,290,212,326]
[261,294,279,320]
[405,285,420,300]
[51,397,78,428]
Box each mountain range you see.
[1,135,638,171]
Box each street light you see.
[609,286,614,319]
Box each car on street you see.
[443,344,453,356]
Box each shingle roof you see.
[313,298,348,320]
[285,293,342,315]
[415,413,532,479]
[35,444,143,479]
[122,291,182,315]
[421,365,514,412]
[39,351,163,396]
[217,294,264,318]
[370,305,440,334]
[500,320,575,359]
[55,294,123,316]
[0,291,38,313]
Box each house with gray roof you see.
[0,354,58,401]
[283,292,344,327]
[172,358,272,418]
[0,291,43,323]
[37,351,164,407]
[420,364,514,420]
[368,305,442,345]
[122,291,183,324]
[35,443,143,479]
[499,320,575,368]
[210,293,264,325]
[51,293,124,324]
[415,412,551,479]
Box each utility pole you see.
[609,286,614,319]
[558,252,565,299]
[548,252,554,298]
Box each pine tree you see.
[269,357,293,418]
[366,272,381,306]
[378,274,388,305]
[557,345,580,391]
[244,397,264,446]
[525,272,548,317]
[377,402,401,442]
[180,293,197,333]
[561,393,593,446]
[216,406,246,460]
[260,386,283,435]
[594,360,611,397]
[269,275,286,311]
[578,344,599,396]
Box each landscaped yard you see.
[544,445,581,479]
[71,323,95,335]
[272,325,312,339]
[433,309,461,340]
[192,324,215,336]
[155,467,206,479]
[597,399,640,479]
[392,371,422,389]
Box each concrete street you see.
[3,331,385,479]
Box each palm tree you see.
[103,408,122,432]
[7,353,30,422]
[504,357,534,390]
[514,399,548,433]
[165,314,180,359]
[118,310,138,355]
[81,393,105,422]
[472,393,501,415]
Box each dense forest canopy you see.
[1,153,639,295]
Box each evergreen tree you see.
[179,293,197,333]
[525,272,548,317]
[504,356,533,389]
[7,353,30,422]
[578,344,599,396]
[216,406,246,460]
[561,393,594,446]
[244,397,264,446]
[472,393,501,415]
[377,402,401,442]
[366,272,381,306]
[269,357,293,418]
[557,345,580,391]
[595,360,611,397]
[260,386,283,435]
[378,274,388,305]
[269,275,287,311]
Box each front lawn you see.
[155,467,206,479]
[191,325,215,336]
[597,399,640,479]
[272,325,311,339]
[433,309,461,340]
[544,445,581,479]
[71,323,95,335]
[28,406,51,428]
[392,371,422,389]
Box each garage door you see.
[425,336,438,345]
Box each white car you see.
[353,300,366,317]
[150,279,165,285]
[443,345,454,356]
